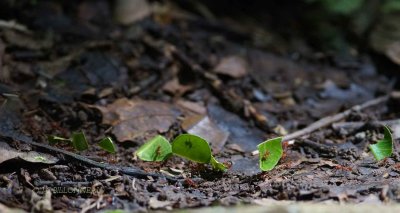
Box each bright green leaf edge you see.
[48,135,71,145]
[136,135,172,162]
[71,131,89,151]
[210,156,227,172]
[369,125,393,161]
[171,134,212,164]
[98,137,117,153]
[257,137,283,171]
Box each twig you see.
[332,119,400,130]
[1,135,178,182]
[253,94,390,155]
[0,20,31,34]
[282,95,390,142]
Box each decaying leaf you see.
[114,0,152,25]
[163,78,193,96]
[182,116,229,153]
[95,98,180,142]
[214,56,248,78]
[0,142,58,165]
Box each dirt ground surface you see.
[1,1,400,212]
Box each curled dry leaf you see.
[95,98,180,142]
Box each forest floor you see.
[1,1,400,212]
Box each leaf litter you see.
[0,1,400,212]
[95,98,180,142]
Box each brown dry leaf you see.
[163,78,193,96]
[182,116,229,153]
[96,98,180,142]
[177,100,206,115]
[214,55,248,78]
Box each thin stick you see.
[0,20,31,33]
[1,135,177,182]
[253,94,390,155]
[332,119,400,130]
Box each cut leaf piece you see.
[71,131,89,151]
[48,135,71,145]
[136,135,172,162]
[210,156,227,172]
[171,134,211,163]
[369,125,393,161]
[257,137,283,171]
[98,137,117,153]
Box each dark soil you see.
[1,1,400,212]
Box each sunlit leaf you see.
[171,134,211,163]
[210,156,227,172]
[369,125,393,161]
[48,135,71,145]
[258,137,283,171]
[71,131,89,151]
[136,135,172,162]
[98,137,117,153]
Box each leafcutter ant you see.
[261,150,270,161]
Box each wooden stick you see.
[253,94,390,155]
[332,119,400,130]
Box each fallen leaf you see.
[148,197,172,210]
[95,98,180,142]
[183,116,229,153]
[207,104,265,152]
[214,56,248,78]
[177,100,207,115]
[0,142,58,164]
[163,78,193,96]
[114,0,152,25]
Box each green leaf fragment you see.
[98,137,117,153]
[210,156,227,172]
[71,131,89,151]
[34,156,47,162]
[171,134,212,164]
[136,135,172,162]
[369,125,393,161]
[48,135,71,145]
[258,137,283,171]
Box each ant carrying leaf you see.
[257,137,283,171]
